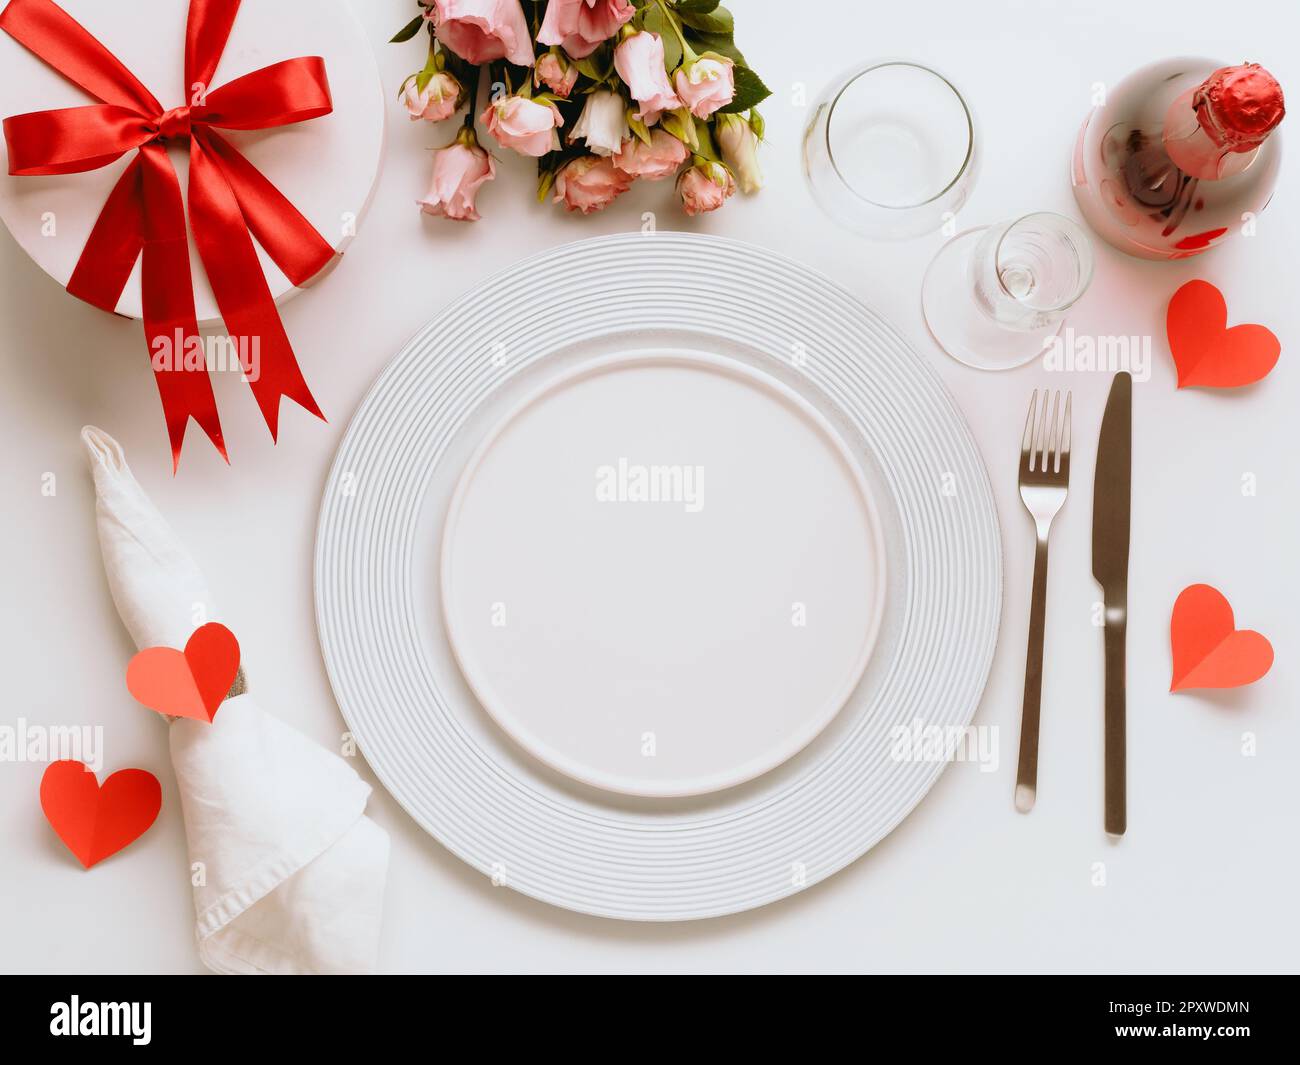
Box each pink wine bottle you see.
[1072,59,1285,259]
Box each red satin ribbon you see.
[0,0,336,468]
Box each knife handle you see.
[1103,611,1126,836]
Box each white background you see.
[2,0,1297,974]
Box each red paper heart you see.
[1170,584,1274,691]
[40,760,161,869]
[1166,280,1280,388]
[125,622,240,723]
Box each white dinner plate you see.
[440,350,887,798]
[316,233,1002,921]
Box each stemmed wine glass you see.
[921,212,1095,370]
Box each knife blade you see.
[1092,372,1131,836]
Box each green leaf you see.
[537,167,556,204]
[683,30,745,65]
[628,111,653,146]
[675,0,721,12]
[678,4,734,34]
[660,107,698,150]
[575,52,616,84]
[693,117,720,162]
[719,64,770,114]
[390,14,425,44]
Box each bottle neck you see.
[1163,89,1254,179]
[1164,64,1284,180]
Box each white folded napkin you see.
[83,426,389,975]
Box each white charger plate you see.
[440,350,887,798]
[316,233,1002,921]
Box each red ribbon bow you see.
[0,0,336,468]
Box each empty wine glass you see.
[922,212,1095,370]
[803,60,978,239]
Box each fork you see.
[1014,389,1071,814]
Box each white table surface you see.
[2,0,1296,974]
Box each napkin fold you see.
[83,426,388,975]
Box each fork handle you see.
[1014,529,1050,812]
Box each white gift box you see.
[0,0,385,322]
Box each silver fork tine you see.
[1062,392,1072,457]
[1048,391,1061,473]
[1032,392,1045,472]
[1035,391,1051,472]
[1021,390,1038,462]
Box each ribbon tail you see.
[201,128,335,284]
[187,134,324,440]
[137,142,226,471]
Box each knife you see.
[1092,372,1131,836]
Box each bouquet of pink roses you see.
[394,1,768,219]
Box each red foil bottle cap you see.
[1195,63,1286,152]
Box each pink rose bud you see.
[403,71,463,123]
[552,155,634,213]
[614,31,681,125]
[613,128,689,181]
[535,50,579,98]
[715,113,762,193]
[677,160,735,216]
[431,0,534,67]
[673,54,736,118]
[483,94,565,157]
[569,90,630,157]
[538,0,634,60]
[417,130,496,221]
